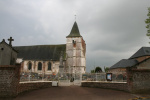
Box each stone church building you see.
[14,21,86,75]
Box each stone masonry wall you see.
[0,64,52,97]
[81,82,128,92]
[0,64,20,97]
[18,81,52,94]
[127,68,150,93]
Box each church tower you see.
[66,21,86,74]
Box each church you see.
[14,21,86,75]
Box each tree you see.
[146,7,150,43]
[91,70,95,73]
[104,66,110,72]
[90,66,103,73]
[95,66,102,73]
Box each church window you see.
[38,62,42,70]
[28,62,32,70]
[72,40,76,47]
[48,62,51,70]
[72,40,76,44]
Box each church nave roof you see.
[14,44,66,61]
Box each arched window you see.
[28,62,32,70]
[38,62,42,70]
[48,62,51,70]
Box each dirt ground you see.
[13,86,137,100]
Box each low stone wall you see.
[0,65,20,98]
[18,81,52,94]
[127,68,150,93]
[81,81,128,92]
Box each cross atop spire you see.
[74,15,76,21]
[8,37,14,46]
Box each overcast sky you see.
[0,0,150,72]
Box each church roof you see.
[110,59,138,69]
[66,21,82,38]
[129,47,150,59]
[14,44,66,61]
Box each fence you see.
[82,73,127,82]
[20,72,127,82]
[20,72,58,82]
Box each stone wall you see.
[136,58,150,69]
[0,64,20,98]
[127,68,150,93]
[81,82,128,92]
[108,68,127,75]
[18,81,52,94]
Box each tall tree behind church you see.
[146,7,150,43]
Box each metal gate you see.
[73,72,82,86]
[58,67,82,86]
[58,68,70,86]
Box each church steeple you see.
[66,21,86,74]
[66,21,82,38]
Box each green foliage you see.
[104,66,110,72]
[95,66,102,73]
[146,7,150,42]
[91,66,103,73]
[145,19,150,24]
[147,12,150,16]
[91,70,95,73]
[146,25,149,28]
[146,33,150,36]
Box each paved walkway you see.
[14,86,136,100]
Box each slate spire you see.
[67,21,82,37]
